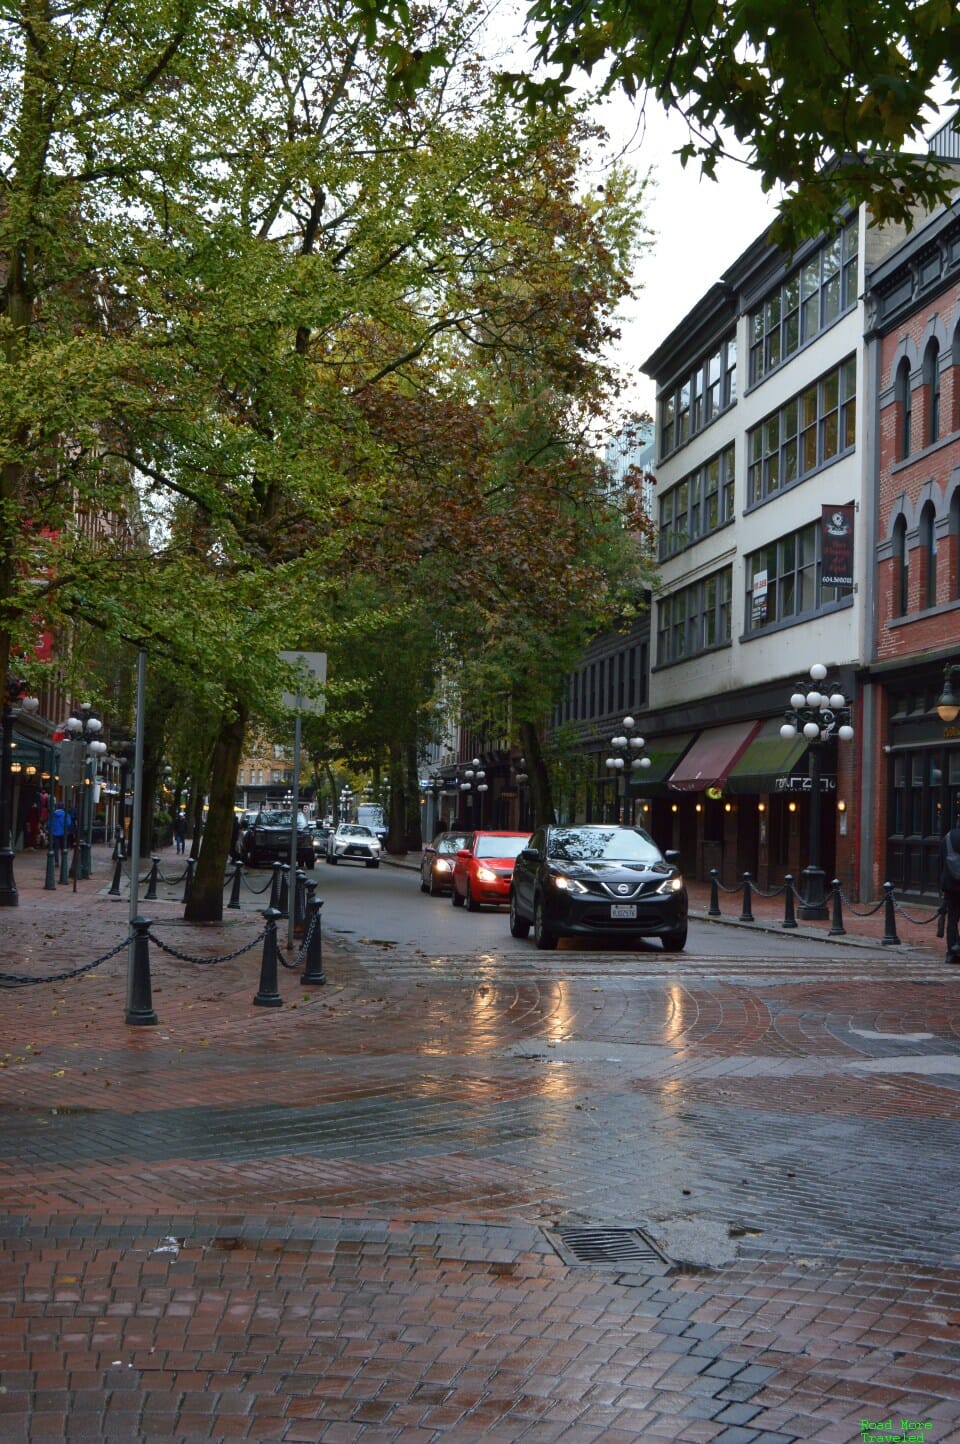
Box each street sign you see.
[279,651,327,714]
[57,743,85,790]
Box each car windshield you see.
[547,827,662,863]
[340,825,374,838]
[436,834,470,854]
[258,812,307,828]
[475,834,530,860]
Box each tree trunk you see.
[520,718,555,827]
[386,739,406,853]
[403,741,422,851]
[185,704,245,921]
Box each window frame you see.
[748,219,859,385]
[744,519,853,635]
[746,357,856,508]
[656,567,733,666]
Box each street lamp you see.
[936,664,960,722]
[0,679,40,906]
[459,757,488,826]
[339,786,353,823]
[65,705,108,878]
[514,756,529,829]
[605,717,650,825]
[779,662,854,919]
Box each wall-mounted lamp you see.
[936,663,960,722]
[758,802,766,813]
[694,802,702,813]
[837,800,847,813]
[788,801,798,813]
[671,803,678,813]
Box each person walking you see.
[50,803,67,864]
[939,813,960,962]
[174,812,187,855]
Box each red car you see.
[451,830,531,911]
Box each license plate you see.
[610,904,637,920]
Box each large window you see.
[920,501,937,609]
[658,444,736,559]
[747,357,856,506]
[923,339,941,445]
[659,335,736,456]
[895,357,912,460]
[748,219,858,384]
[656,568,732,665]
[744,520,853,634]
[893,514,909,617]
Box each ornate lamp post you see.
[459,757,488,827]
[0,678,40,906]
[779,662,854,919]
[605,717,650,825]
[64,706,108,878]
[514,756,529,830]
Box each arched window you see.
[920,501,937,609]
[951,488,960,600]
[895,357,912,459]
[923,340,941,445]
[893,514,909,617]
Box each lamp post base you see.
[798,864,829,920]
[0,847,18,906]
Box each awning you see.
[629,732,696,795]
[725,718,809,795]
[667,720,761,792]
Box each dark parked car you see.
[419,831,472,896]
[241,810,314,869]
[509,824,687,951]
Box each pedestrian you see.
[174,812,187,855]
[50,803,66,863]
[939,812,960,963]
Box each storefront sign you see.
[821,504,855,586]
[751,569,768,625]
[774,773,836,793]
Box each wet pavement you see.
[2,847,960,1441]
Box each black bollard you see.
[881,882,901,946]
[125,916,158,1026]
[782,874,797,929]
[108,855,124,897]
[227,861,243,909]
[739,873,754,922]
[278,865,290,919]
[145,855,160,901]
[182,856,195,903]
[301,898,326,985]
[254,907,284,1007]
[44,847,57,891]
[60,845,69,885]
[708,869,721,917]
[293,869,307,937]
[828,879,846,936]
[268,862,284,911]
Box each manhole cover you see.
[547,1226,672,1272]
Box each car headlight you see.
[656,875,684,895]
[553,874,588,893]
[434,858,453,873]
[476,866,497,883]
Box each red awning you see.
[667,720,761,792]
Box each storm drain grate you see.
[547,1226,672,1273]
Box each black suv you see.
[509,824,687,951]
[241,810,314,870]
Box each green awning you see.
[725,718,808,794]
[629,731,696,795]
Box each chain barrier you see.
[0,935,131,987]
[277,909,318,971]
[156,864,190,886]
[240,870,274,895]
[890,897,943,927]
[149,927,268,966]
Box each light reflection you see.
[662,983,689,1045]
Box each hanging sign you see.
[821,504,855,587]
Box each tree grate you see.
[547,1226,672,1272]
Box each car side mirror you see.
[519,847,540,862]
[456,848,471,859]
[665,849,680,865]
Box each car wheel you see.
[327,854,337,865]
[509,890,530,939]
[533,896,558,950]
[420,875,429,893]
[661,925,687,952]
[451,884,465,907]
[466,880,480,912]
[428,872,442,896]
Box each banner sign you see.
[821,504,855,586]
[775,773,836,793]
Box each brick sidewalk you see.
[2,843,960,1442]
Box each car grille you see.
[597,880,661,899]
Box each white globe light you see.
[806,691,822,708]
[637,756,651,768]
[629,735,645,749]
[838,724,854,742]
[623,716,635,729]
[790,692,806,709]
[86,716,102,733]
[803,721,821,740]
[809,663,827,681]
[21,695,39,713]
[829,693,846,709]
[780,723,797,739]
[611,735,626,748]
[66,716,82,733]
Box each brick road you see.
[2,847,960,1442]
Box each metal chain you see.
[156,865,190,885]
[745,880,786,900]
[277,910,318,970]
[835,887,886,918]
[149,928,267,965]
[241,870,275,895]
[0,935,131,987]
[891,898,942,926]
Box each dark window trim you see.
[738,594,853,644]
